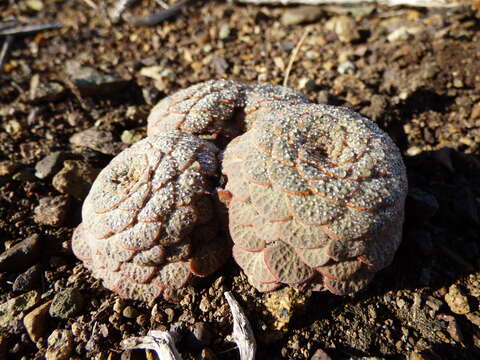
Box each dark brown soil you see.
[1,1,480,359]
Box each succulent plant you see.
[147,79,245,143]
[147,79,310,143]
[223,104,407,294]
[72,80,407,301]
[71,131,229,302]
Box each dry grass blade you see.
[225,291,256,360]
[283,28,309,87]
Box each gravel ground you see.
[0,1,480,359]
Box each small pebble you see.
[35,152,66,179]
[13,264,42,292]
[52,160,100,200]
[0,234,41,272]
[70,128,124,156]
[34,196,71,227]
[337,61,356,74]
[193,322,213,346]
[65,60,130,97]
[280,6,323,26]
[310,348,332,360]
[46,329,74,360]
[49,288,84,319]
[0,160,20,177]
[164,308,175,323]
[113,298,124,313]
[325,16,360,43]
[23,301,52,343]
[387,27,412,42]
[122,306,138,319]
[445,284,470,315]
[218,24,231,40]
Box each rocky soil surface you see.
[0,1,480,359]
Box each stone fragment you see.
[437,314,463,342]
[445,284,470,315]
[35,151,66,179]
[193,322,213,346]
[121,129,144,145]
[0,234,41,272]
[0,160,20,177]
[66,60,130,97]
[409,353,432,360]
[52,160,100,200]
[122,306,138,319]
[218,24,231,40]
[46,329,74,360]
[337,61,356,74]
[200,348,216,360]
[23,301,52,342]
[30,82,66,103]
[49,288,84,319]
[387,27,412,42]
[310,348,332,360]
[0,291,40,328]
[13,264,42,292]
[280,6,323,26]
[466,311,480,328]
[164,308,175,323]
[212,55,229,75]
[325,16,360,43]
[25,0,44,11]
[34,196,71,227]
[264,287,307,330]
[70,128,124,156]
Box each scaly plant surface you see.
[72,131,228,302]
[72,80,407,301]
[223,104,407,294]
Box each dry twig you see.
[225,291,256,360]
[0,23,62,37]
[0,20,25,32]
[122,330,182,360]
[125,0,191,26]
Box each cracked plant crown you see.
[72,79,407,302]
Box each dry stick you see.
[122,330,182,360]
[125,0,191,26]
[0,35,13,71]
[0,20,25,32]
[0,23,62,37]
[283,28,309,88]
[225,291,256,360]
[233,0,462,7]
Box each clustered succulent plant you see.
[72,79,407,302]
